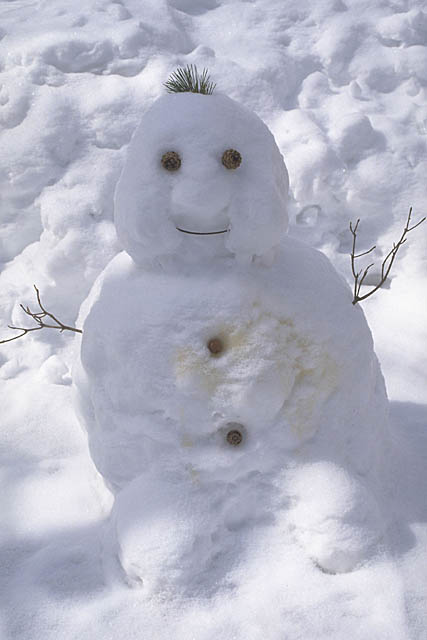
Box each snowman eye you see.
[161,151,181,171]
[222,149,242,170]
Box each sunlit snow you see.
[0,1,426,639]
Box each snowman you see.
[74,70,389,591]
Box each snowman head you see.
[114,87,289,265]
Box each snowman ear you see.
[114,174,180,264]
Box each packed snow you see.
[0,1,426,639]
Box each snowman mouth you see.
[176,227,229,236]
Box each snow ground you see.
[0,0,426,638]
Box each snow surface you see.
[0,0,426,638]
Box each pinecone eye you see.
[161,151,181,171]
[222,149,242,170]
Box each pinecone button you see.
[226,427,244,446]
[208,337,224,355]
[222,149,242,170]
[161,151,181,171]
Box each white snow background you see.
[0,0,426,638]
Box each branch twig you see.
[350,207,425,305]
[0,285,82,344]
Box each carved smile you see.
[176,227,229,236]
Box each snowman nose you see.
[171,173,231,221]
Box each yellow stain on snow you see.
[173,321,250,396]
[174,345,223,395]
[181,433,194,448]
[185,463,200,484]
[286,354,339,440]
[173,308,340,444]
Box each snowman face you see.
[114,93,289,264]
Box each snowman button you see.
[226,428,243,446]
[208,337,224,355]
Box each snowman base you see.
[101,460,385,592]
[288,461,385,575]
[103,467,244,594]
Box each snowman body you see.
[74,92,389,587]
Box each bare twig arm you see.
[0,285,83,344]
[349,219,377,302]
[350,208,426,305]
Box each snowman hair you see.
[164,65,216,95]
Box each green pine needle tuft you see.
[164,65,216,95]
